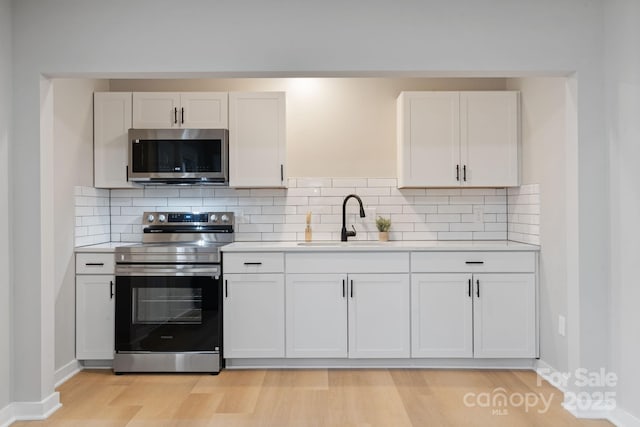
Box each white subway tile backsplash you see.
[413,196,449,205]
[450,222,485,232]
[238,223,274,233]
[143,188,180,198]
[297,178,332,188]
[367,178,397,187]
[427,214,461,223]
[75,179,538,245]
[392,188,427,197]
[449,196,484,205]
[168,198,202,207]
[438,231,473,240]
[415,223,449,232]
[74,186,110,247]
[333,178,368,188]
[507,184,540,245]
[473,231,507,240]
[287,187,321,197]
[404,231,438,240]
[437,205,473,214]
[321,187,354,197]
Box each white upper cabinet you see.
[132,92,228,129]
[397,91,519,188]
[397,92,461,187]
[460,92,519,187]
[93,92,134,188]
[229,92,286,188]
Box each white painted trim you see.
[55,359,82,388]
[0,403,14,427]
[226,357,537,370]
[0,392,61,426]
[535,360,640,426]
[609,406,640,427]
[535,359,568,393]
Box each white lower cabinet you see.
[286,274,348,358]
[411,272,536,358]
[473,273,536,358]
[223,273,285,358]
[411,274,473,358]
[285,272,410,359]
[348,274,410,358]
[75,252,116,360]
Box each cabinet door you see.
[460,91,519,187]
[473,273,536,358]
[223,273,285,358]
[132,92,180,128]
[348,274,410,358]
[229,92,286,188]
[286,274,347,358]
[76,275,115,360]
[397,92,460,187]
[180,92,228,129]
[411,274,473,358]
[93,92,134,188]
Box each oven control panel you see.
[143,211,235,226]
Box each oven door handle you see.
[116,264,220,277]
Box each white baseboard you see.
[536,359,640,426]
[535,359,569,393]
[609,406,640,427]
[0,403,13,427]
[0,392,61,427]
[226,357,536,369]
[55,359,82,388]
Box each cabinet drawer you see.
[286,252,409,274]
[224,252,285,273]
[76,253,115,274]
[411,251,535,273]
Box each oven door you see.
[115,270,222,353]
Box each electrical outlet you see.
[558,315,566,336]
[473,205,484,223]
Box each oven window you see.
[133,287,202,324]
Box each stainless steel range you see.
[113,211,234,374]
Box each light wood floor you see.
[14,369,612,427]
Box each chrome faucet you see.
[341,194,366,241]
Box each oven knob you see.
[146,214,155,223]
[158,214,166,223]
[221,214,230,223]
[210,214,218,223]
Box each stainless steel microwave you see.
[128,128,229,185]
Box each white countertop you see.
[75,240,539,253]
[222,240,539,252]
[74,242,137,253]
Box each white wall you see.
[9,0,609,408]
[605,0,640,422]
[110,78,506,177]
[506,78,568,372]
[0,0,12,412]
[53,79,108,371]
